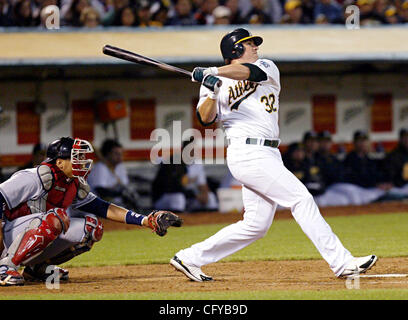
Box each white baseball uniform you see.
[175,58,354,276]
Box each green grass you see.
[63,212,408,268]
[3,212,407,300]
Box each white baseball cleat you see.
[170,255,213,282]
[338,255,378,278]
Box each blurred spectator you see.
[283,142,307,180]
[191,0,204,13]
[244,0,272,24]
[302,130,319,164]
[384,128,408,188]
[301,0,316,22]
[88,139,139,209]
[95,0,122,26]
[373,0,389,19]
[265,0,283,23]
[18,143,47,170]
[213,5,232,24]
[343,130,383,188]
[283,142,325,196]
[152,138,218,212]
[117,5,137,26]
[152,153,188,213]
[313,0,343,23]
[194,0,218,24]
[182,138,218,212]
[315,130,387,207]
[399,0,408,22]
[13,0,37,26]
[280,0,311,23]
[315,131,344,186]
[225,0,245,24]
[135,0,165,27]
[0,0,14,26]
[167,0,196,25]
[80,6,101,27]
[384,5,400,22]
[358,0,384,25]
[150,0,170,26]
[61,0,92,26]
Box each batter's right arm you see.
[197,97,217,124]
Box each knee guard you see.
[37,215,104,267]
[8,208,69,267]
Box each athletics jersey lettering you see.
[228,80,259,110]
[197,58,281,139]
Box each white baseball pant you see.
[176,142,354,276]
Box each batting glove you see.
[192,67,218,83]
[192,67,205,82]
[203,75,222,100]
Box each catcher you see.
[0,137,182,286]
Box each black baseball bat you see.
[102,45,222,87]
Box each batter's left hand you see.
[192,67,218,83]
[192,67,206,82]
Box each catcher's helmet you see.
[45,137,75,162]
[220,28,263,63]
[45,137,94,184]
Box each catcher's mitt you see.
[147,210,183,237]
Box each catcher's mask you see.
[220,28,263,64]
[45,137,94,184]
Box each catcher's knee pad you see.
[9,209,69,267]
[46,208,70,234]
[84,215,103,243]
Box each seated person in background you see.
[87,139,139,210]
[315,130,386,207]
[343,130,383,188]
[152,152,188,213]
[280,0,311,24]
[18,143,47,170]
[315,131,344,186]
[284,142,326,196]
[244,0,272,24]
[313,0,343,23]
[382,128,408,197]
[167,0,197,26]
[302,130,319,165]
[152,138,218,213]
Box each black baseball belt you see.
[227,138,280,148]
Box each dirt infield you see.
[0,201,407,297]
[1,257,408,297]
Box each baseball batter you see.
[170,28,377,282]
[0,137,182,286]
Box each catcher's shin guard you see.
[2,208,69,269]
[23,215,103,282]
[34,215,103,267]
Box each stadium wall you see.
[0,71,407,167]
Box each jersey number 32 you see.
[260,93,277,113]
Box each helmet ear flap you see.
[231,43,244,59]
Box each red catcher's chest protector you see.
[4,163,88,221]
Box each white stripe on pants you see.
[176,144,353,276]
